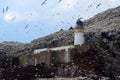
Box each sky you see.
[0,0,120,43]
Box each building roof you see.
[34,45,74,54]
[75,18,84,28]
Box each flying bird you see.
[11,17,16,21]
[58,0,62,3]
[60,21,64,24]
[77,2,79,5]
[56,13,60,15]
[24,24,29,29]
[29,13,32,16]
[88,4,93,8]
[3,8,5,14]
[72,16,75,20]
[96,3,101,8]
[67,4,70,6]
[6,6,8,12]
[41,0,47,6]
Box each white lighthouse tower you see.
[74,18,84,46]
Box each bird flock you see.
[1,0,102,37]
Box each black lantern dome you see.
[75,18,84,28]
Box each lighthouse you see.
[74,18,84,46]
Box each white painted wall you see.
[34,48,48,54]
[64,49,70,63]
[74,32,84,46]
[34,45,74,54]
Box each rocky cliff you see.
[0,6,120,80]
[84,6,120,32]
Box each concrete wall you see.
[19,45,90,67]
[34,51,51,67]
[33,45,74,65]
[33,49,72,67]
[19,55,27,67]
[34,50,66,67]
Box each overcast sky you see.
[0,0,120,43]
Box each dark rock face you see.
[85,31,120,78]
